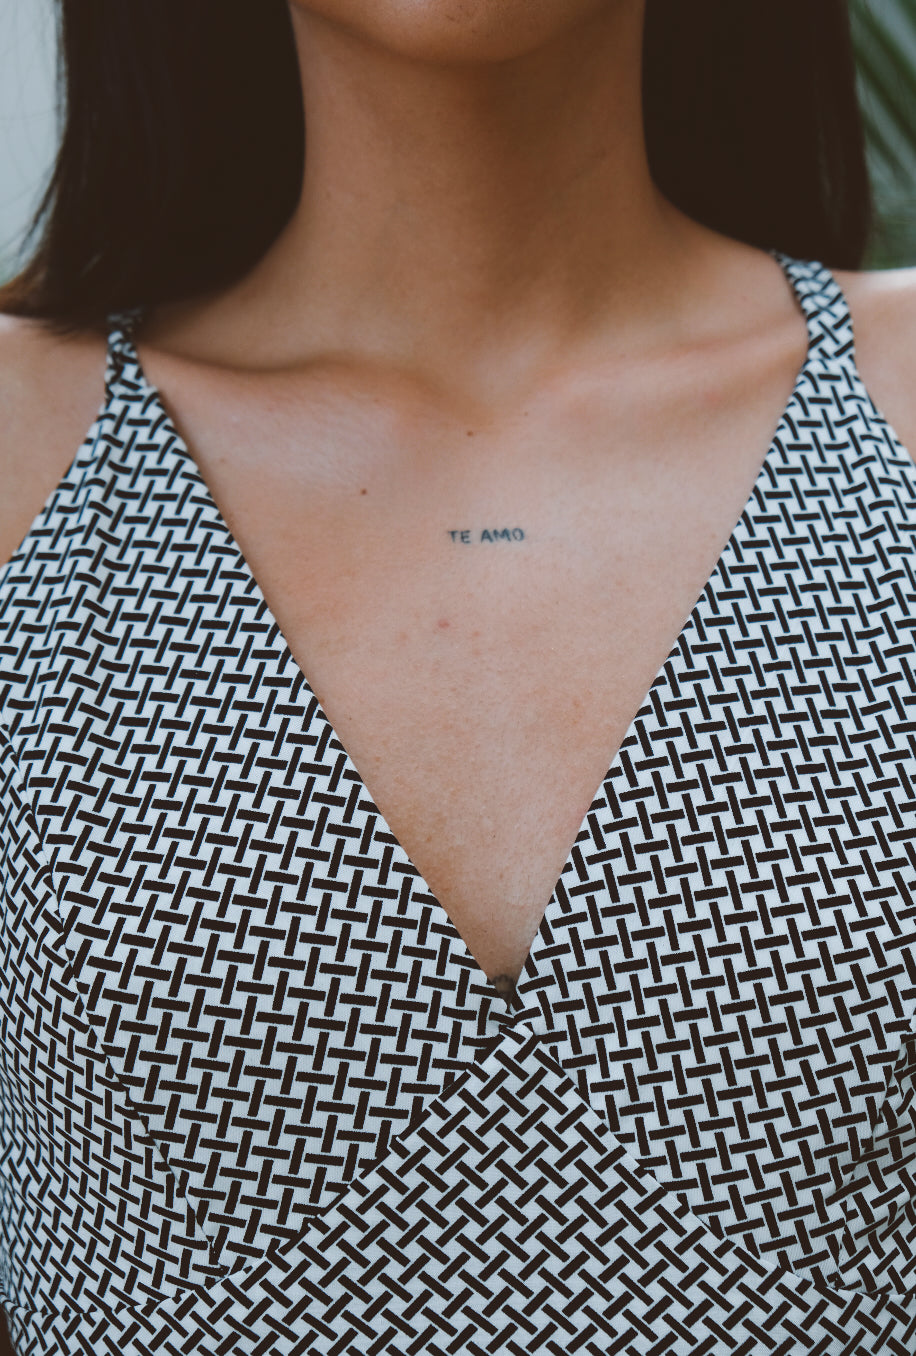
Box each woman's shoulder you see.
[0,311,107,568]
[834,263,916,464]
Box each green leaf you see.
[850,0,916,267]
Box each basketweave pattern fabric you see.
[1,252,916,1354]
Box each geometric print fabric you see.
[1,252,916,1353]
[11,1026,916,1356]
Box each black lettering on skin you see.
[480,528,525,543]
[447,529,526,544]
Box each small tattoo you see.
[488,973,517,1000]
[448,528,525,544]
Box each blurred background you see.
[0,0,915,283]
[851,0,916,265]
[0,0,54,285]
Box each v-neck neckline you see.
[104,250,837,1005]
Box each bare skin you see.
[3,0,916,991]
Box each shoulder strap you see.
[768,249,856,369]
[103,304,146,398]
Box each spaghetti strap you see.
[768,248,856,368]
[103,303,146,397]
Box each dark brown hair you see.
[0,0,874,336]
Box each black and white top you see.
[1,252,916,1355]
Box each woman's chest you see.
[6,283,916,1300]
[3,383,916,1301]
[153,340,807,983]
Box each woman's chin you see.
[287,0,623,66]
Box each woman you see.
[1,0,916,1351]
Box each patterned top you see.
[1,252,916,1356]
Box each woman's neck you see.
[141,2,728,413]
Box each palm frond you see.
[850,0,916,267]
